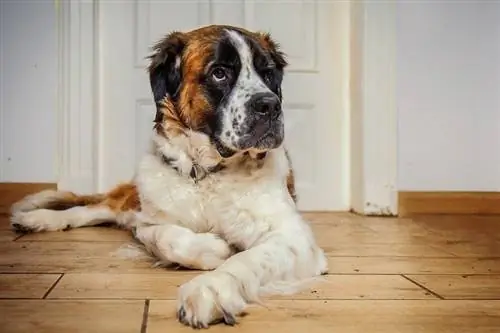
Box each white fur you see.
[132,138,328,327]
[219,29,276,150]
[151,125,223,181]
[130,212,234,270]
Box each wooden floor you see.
[0,212,499,332]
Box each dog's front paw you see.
[176,272,246,328]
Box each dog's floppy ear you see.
[257,32,287,102]
[258,32,288,70]
[147,31,187,121]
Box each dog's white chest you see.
[136,148,292,244]
[136,155,207,229]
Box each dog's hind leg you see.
[127,213,234,271]
[11,205,116,233]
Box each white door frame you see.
[56,0,398,215]
[56,0,99,194]
[349,1,398,215]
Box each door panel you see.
[99,0,346,211]
[244,1,317,72]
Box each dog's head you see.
[148,25,287,158]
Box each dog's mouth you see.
[239,120,284,151]
[212,115,284,158]
[213,126,281,159]
[243,123,271,145]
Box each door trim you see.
[349,1,398,215]
[56,0,99,194]
[57,0,398,214]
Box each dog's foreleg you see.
[175,216,328,329]
[128,214,234,271]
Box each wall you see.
[0,1,58,183]
[397,2,500,191]
[1,1,499,192]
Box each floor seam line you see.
[42,273,64,299]
[401,274,445,300]
[140,299,150,333]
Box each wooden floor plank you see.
[406,275,500,300]
[0,274,62,299]
[0,212,499,331]
[434,241,500,257]
[326,256,500,275]
[309,216,455,257]
[0,229,19,242]
[0,217,11,230]
[47,272,193,300]
[47,273,434,300]
[0,241,159,273]
[147,300,500,333]
[0,300,144,333]
[411,215,500,242]
[323,242,453,257]
[273,274,435,300]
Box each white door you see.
[99,0,347,211]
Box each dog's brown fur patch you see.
[100,183,141,212]
[286,170,297,203]
[154,98,187,138]
[43,192,106,211]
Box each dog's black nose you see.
[249,92,281,118]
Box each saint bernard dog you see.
[10,25,328,328]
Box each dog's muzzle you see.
[239,92,284,150]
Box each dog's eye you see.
[211,67,228,82]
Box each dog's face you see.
[148,25,288,158]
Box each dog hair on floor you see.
[10,25,328,329]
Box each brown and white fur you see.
[10,25,327,329]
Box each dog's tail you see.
[10,183,141,233]
[11,188,107,213]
